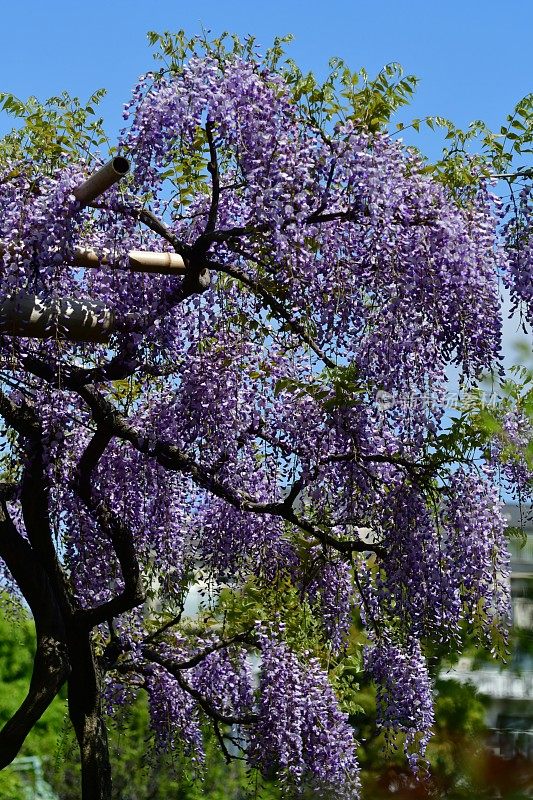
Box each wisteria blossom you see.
[505,188,533,327]
[0,33,530,800]
[250,633,360,798]
[364,637,435,770]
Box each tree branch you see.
[193,198,437,248]
[0,390,74,616]
[89,201,191,260]
[19,360,384,559]
[322,448,426,481]
[73,428,145,629]
[142,647,257,726]
[206,258,336,369]
[143,630,255,669]
[89,201,212,301]
[78,387,384,556]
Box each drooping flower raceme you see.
[504,188,533,327]
[249,634,360,799]
[364,637,435,770]
[145,664,204,762]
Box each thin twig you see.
[204,120,220,237]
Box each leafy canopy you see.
[0,29,531,800]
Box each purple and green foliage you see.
[0,30,531,800]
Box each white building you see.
[442,504,533,759]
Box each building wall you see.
[442,505,533,758]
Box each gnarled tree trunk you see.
[68,628,112,800]
[0,500,70,769]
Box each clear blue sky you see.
[1,0,531,153]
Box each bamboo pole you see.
[73,248,187,274]
[0,293,114,342]
[73,157,130,205]
[0,243,187,275]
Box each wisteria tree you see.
[0,30,531,800]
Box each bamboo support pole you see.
[0,244,186,341]
[72,248,187,274]
[0,243,187,275]
[0,156,191,275]
[0,293,115,342]
[73,157,130,205]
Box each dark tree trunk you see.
[68,629,112,800]
[0,500,70,768]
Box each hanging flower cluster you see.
[364,637,434,770]
[504,188,533,326]
[145,664,204,761]
[249,633,360,799]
